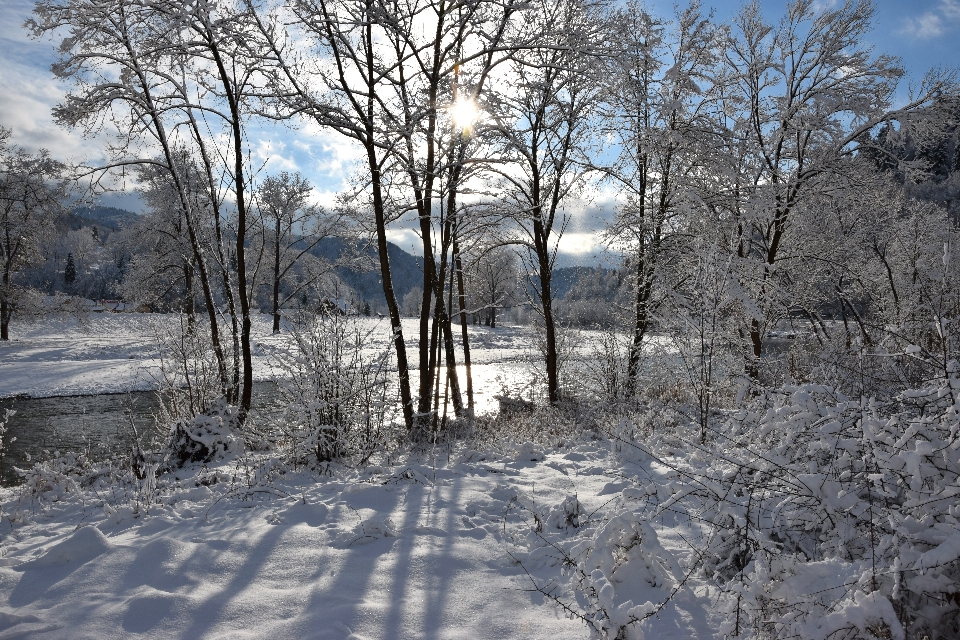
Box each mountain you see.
[309,237,423,310]
[70,206,139,232]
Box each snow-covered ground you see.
[0,313,732,639]
[0,440,720,639]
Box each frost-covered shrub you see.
[692,374,960,639]
[13,451,89,502]
[151,315,233,430]
[504,354,960,638]
[163,398,244,468]
[575,328,633,404]
[472,402,591,450]
[272,311,394,465]
[569,513,683,640]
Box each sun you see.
[449,98,479,134]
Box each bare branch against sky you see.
[0,0,956,259]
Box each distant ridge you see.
[62,207,605,309]
[71,206,139,231]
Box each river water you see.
[0,383,285,486]
[0,362,533,487]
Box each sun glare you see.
[449,98,479,133]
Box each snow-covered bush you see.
[508,488,684,640]
[162,398,244,468]
[12,452,88,503]
[569,513,683,640]
[272,310,394,465]
[690,375,960,639]
[576,327,633,404]
[151,314,233,432]
[514,358,960,638]
[546,495,583,531]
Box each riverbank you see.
[0,313,539,404]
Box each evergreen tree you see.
[64,253,76,286]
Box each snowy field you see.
[0,437,722,639]
[0,314,941,639]
[0,314,728,639]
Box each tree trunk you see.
[627,246,650,394]
[454,245,474,414]
[273,217,281,334]
[1,257,10,341]
[184,258,196,335]
[441,271,463,418]
[207,38,253,420]
[418,256,436,425]
[369,155,414,430]
[543,296,559,403]
[538,253,559,404]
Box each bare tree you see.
[716,0,949,376]
[490,0,603,403]
[469,244,518,328]
[599,0,721,393]
[31,0,286,419]
[260,0,525,431]
[256,171,338,334]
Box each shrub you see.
[272,310,395,465]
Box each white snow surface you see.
[0,314,726,638]
[0,314,292,399]
[0,444,721,639]
[0,314,538,413]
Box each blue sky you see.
[1,0,958,259]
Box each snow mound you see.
[16,526,111,570]
[334,518,398,547]
[796,591,904,640]
[272,500,329,527]
[514,441,544,462]
[0,611,41,630]
[545,495,582,531]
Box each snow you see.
[4,315,935,638]
[0,314,286,399]
[0,442,723,639]
[0,314,539,414]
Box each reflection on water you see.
[0,392,158,486]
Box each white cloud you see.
[252,138,299,174]
[943,0,960,19]
[901,0,960,40]
[385,228,423,255]
[557,231,603,257]
[0,2,80,157]
[811,0,839,12]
